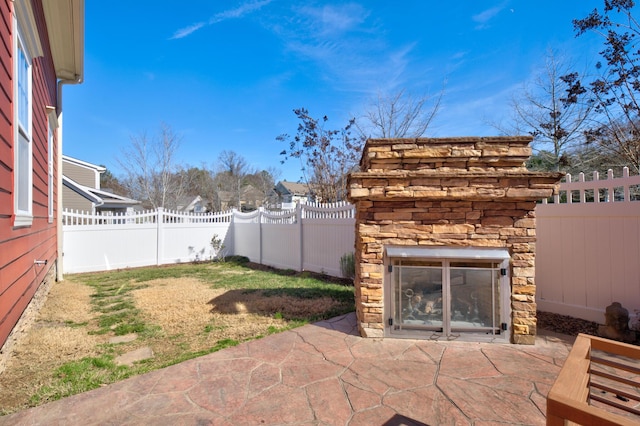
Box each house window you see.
[13,19,33,227]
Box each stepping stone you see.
[109,333,138,344]
[115,347,153,366]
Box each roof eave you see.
[42,0,84,82]
[63,175,102,205]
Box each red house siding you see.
[0,0,59,349]
[0,0,12,219]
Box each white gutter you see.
[56,77,82,281]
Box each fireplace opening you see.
[385,247,510,342]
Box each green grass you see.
[30,355,132,406]
[26,259,355,409]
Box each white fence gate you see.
[536,167,640,322]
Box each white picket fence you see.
[62,170,640,324]
[62,201,356,278]
[536,167,640,322]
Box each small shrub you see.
[340,252,355,280]
[210,234,226,262]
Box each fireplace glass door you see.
[390,258,505,339]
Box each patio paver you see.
[0,313,575,425]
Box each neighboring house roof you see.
[63,176,140,210]
[176,195,207,212]
[217,190,232,203]
[62,155,106,174]
[276,181,311,196]
[62,155,140,210]
[62,155,105,188]
[241,184,263,200]
[217,186,260,204]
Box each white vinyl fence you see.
[536,167,640,323]
[63,208,233,273]
[232,201,355,277]
[62,202,356,277]
[62,170,640,324]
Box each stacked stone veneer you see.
[347,137,563,344]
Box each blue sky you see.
[63,1,604,182]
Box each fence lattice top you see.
[62,208,234,226]
[62,202,356,226]
[232,201,355,224]
[542,167,640,204]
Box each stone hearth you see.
[347,137,563,344]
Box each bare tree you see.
[215,150,253,209]
[99,167,129,196]
[278,108,363,203]
[573,0,640,172]
[494,50,594,171]
[119,123,187,209]
[585,119,640,173]
[246,167,281,207]
[355,87,444,138]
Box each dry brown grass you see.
[0,270,349,414]
[0,281,107,411]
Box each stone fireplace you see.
[347,137,563,344]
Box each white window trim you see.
[13,0,43,58]
[13,15,33,227]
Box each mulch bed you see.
[537,310,600,336]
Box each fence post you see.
[156,207,164,266]
[258,207,263,265]
[579,172,586,203]
[623,167,630,202]
[230,208,236,257]
[297,202,303,272]
[605,169,613,202]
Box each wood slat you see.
[589,393,640,417]
[547,334,640,425]
[591,335,640,359]
[590,382,640,404]
[591,368,640,389]
[547,394,638,426]
[591,355,640,375]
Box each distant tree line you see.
[105,123,280,211]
